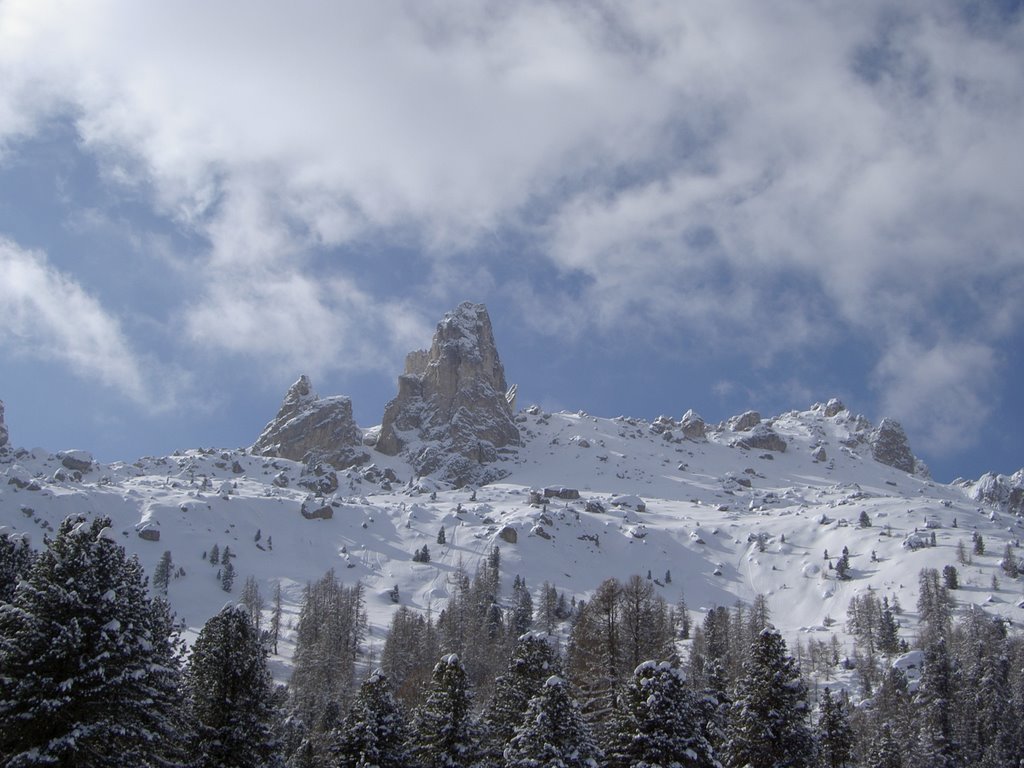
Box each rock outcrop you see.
[737,424,787,453]
[679,410,707,440]
[253,376,368,470]
[0,400,8,451]
[375,302,519,486]
[869,418,915,474]
[968,470,1024,516]
[730,410,762,432]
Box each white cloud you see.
[0,0,1021,451]
[872,338,997,456]
[0,238,157,404]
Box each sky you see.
[0,1,1022,483]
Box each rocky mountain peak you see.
[0,400,8,450]
[252,376,368,470]
[375,302,519,486]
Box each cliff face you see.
[376,302,519,486]
[252,375,368,469]
[0,400,8,451]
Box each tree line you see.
[3,517,1024,766]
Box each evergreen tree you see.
[973,533,985,556]
[409,654,480,768]
[381,605,439,709]
[504,676,602,768]
[835,547,851,580]
[269,581,283,654]
[186,605,281,768]
[153,549,173,594]
[240,575,264,632]
[859,510,872,528]
[438,527,447,545]
[209,542,220,565]
[864,723,903,768]
[941,565,958,590]
[221,556,236,592]
[510,575,534,637]
[816,687,853,768]
[1000,543,1019,578]
[290,571,367,728]
[914,637,958,768]
[677,592,691,640]
[723,627,813,768]
[0,530,34,602]
[0,515,187,767]
[605,661,717,768]
[332,669,408,768]
[480,632,563,762]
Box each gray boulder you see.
[869,418,916,474]
[253,375,368,470]
[376,302,519,487]
[737,424,787,453]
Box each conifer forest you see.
[3,517,1024,767]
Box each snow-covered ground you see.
[2,401,1022,684]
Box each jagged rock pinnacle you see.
[0,400,8,451]
[376,302,519,486]
[252,375,368,469]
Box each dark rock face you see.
[376,302,519,487]
[253,375,368,470]
[870,418,916,474]
[0,400,8,450]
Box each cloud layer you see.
[1,0,1022,456]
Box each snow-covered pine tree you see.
[913,637,958,768]
[381,605,440,709]
[332,669,409,768]
[240,575,264,632]
[0,530,33,602]
[509,575,534,637]
[0,515,187,767]
[480,632,563,764]
[604,660,718,768]
[153,549,173,594]
[816,687,853,768]
[503,675,602,768]
[221,557,235,592]
[409,654,480,768]
[290,570,367,728]
[186,605,282,768]
[722,627,814,768]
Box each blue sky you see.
[1,1,1022,482]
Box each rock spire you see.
[376,302,519,486]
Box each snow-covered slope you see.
[1,399,1022,680]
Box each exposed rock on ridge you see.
[253,376,368,469]
[376,302,519,486]
[0,400,8,451]
[869,418,917,475]
[967,470,1024,516]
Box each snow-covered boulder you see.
[730,410,761,432]
[679,409,707,440]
